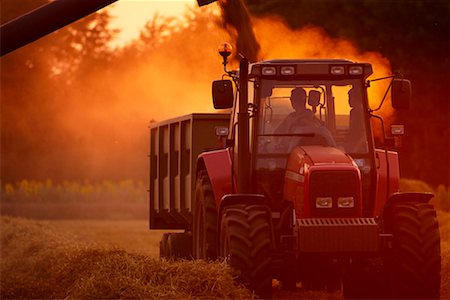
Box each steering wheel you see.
[287,125,336,152]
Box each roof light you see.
[262,66,276,75]
[330,66,345,75]
[280,66,295,75]
[349,66,363,75]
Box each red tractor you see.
[150,46,441,299]
[1,1,440,298]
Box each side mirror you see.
[212,80,233,109]
[392,79,411,109]
[308,90,321,113]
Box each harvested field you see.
[1,179,448,299]
[0,217,253,299]
[0,216,343,299]
[2,214,448,299]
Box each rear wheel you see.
[160,233,170,258]
[168,233,192,259]
[220,204,272,298]
[384,202,441,299]
[193,170,218,260]
[160,233,192,259]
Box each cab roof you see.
[250,59,373,78]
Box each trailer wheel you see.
[220,204,272,298]
[193,170,218,260]
[160,233,170,258]
[384,202,441,299]
[163,233,192,259]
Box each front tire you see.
[384,202,441,299]
[220,204,273,298]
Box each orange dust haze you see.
[2,10,396,183]
[253,17,394,118]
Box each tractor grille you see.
[309,171,359,217]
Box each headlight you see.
[337,197,354,208]
[349,66,363,75]
[262,66,276,75]
[280,66,295,75]
[330,66,345,75]
[316,197,332,208]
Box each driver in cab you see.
[275,87,321,133]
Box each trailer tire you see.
[193,170,218,260]
[384,202,441,299]
[160,233,170,258]
[220,204,272,299]
[166,233,192,259]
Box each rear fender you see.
[382,192,435,232]
[386,192,434,206]
[197,148,233,208]
[219,194,268,216]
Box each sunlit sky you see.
[105,0,197,47]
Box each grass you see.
[1,178,448,299]
[2,214,448,299]
[0,216,253,299]
[49,219,168,256]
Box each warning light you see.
[218,42,232,59]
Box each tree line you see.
[1,0,448,187]
[246,0,449,186]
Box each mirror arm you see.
[367,73,403,112]
[367,75,397,113]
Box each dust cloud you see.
[2,4,394,183]
[253,17,393,116]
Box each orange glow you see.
[51,14,394,180]
[106,0,196,47]
[253,17,394,118]
[2,6,398,182]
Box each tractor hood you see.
[286,145,356,170]
[284,145,363,218]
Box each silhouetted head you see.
[290,87,307,111]
[348,87,359,108]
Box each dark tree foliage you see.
[246,0,449,186]
[1,0,118,181]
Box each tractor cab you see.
[217,59,377,217]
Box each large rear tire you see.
[384,202,441,299]
[220,204,273,299]
[193,170,218,260]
